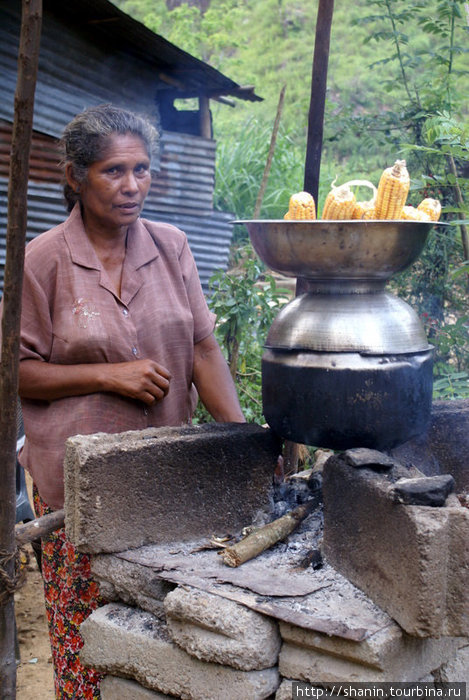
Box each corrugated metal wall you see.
[0,129,232,295]
[1,1,160,140]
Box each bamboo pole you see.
[253,84,286,219]
[0,1,42,695]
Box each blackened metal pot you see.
[262,347,434,451]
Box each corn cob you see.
[283,191,316,220]
[362,207,376,220]
[352,200,375,219]
[374,159,410,219]
[417,198,441,222]
[400,205,431,221]
[321,183,356,220]
[343,180,378,220]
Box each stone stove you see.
[62,406,469,699]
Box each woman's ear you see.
[65,163,80,193]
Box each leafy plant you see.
[194,246,290,423]
[433,366,469,399]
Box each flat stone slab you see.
[64,423,280,553]
[80,603,280,700]
[279,619,462,679]
[278,634,462,684]
[91,554,174,619]
[323,452,469,637]
[392,474,455,506]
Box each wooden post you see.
[294,0,335,454]
[199,95,212,139]
[303,0,334,206]
[0,1,42,696]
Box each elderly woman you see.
[16,104,245,698]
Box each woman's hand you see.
[18,358,171,405]
[102,359,171,405]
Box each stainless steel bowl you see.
[235,220,434,283]
[265,291,432,354]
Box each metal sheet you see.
[115,545,392,641]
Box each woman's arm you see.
[18,358,171,405]
[192,333,245,423]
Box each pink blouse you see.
[16,204,215,509]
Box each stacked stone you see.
[64,421,469,698]
[79,587,466,699]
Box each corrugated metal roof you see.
[41,0,262,103]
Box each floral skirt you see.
[33,486,106,699]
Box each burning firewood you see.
[220,500,315,568]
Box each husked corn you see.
[375,160,410,219]
[400,205,431,221]
[417,198,441,222]
[362,207,376,220]
[345,180,378,220]
[284,191,316,220]
[352,200,375,219]
[322,184,356,220]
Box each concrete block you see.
[322,453,469,637]
[91,554,174,619]
[437,644,469,684]
[80,603,279,699]
[279,634,461,684]
[164,585,281,670]
[100,675,171,699]
[65,423,280,553]
[391,399,469,492]
[279,620,461,679]
[276,679,294,699]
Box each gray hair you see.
[59,104,159,211]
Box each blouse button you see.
[131,347,138,356]
[122,309,129,317]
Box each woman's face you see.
[68,133,152,236]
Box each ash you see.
[260,468,325,567]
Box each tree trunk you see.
[0,1,42,696]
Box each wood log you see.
[15,509,65,545]
[0,1,42,695]
[220,500,315,568]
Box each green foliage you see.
[433,366,469,399]
[214,119,306,240]
[194,246,290,423]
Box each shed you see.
[0,0,262,294]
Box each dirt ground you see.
[14,545,55,699]
[14,471,56,700]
